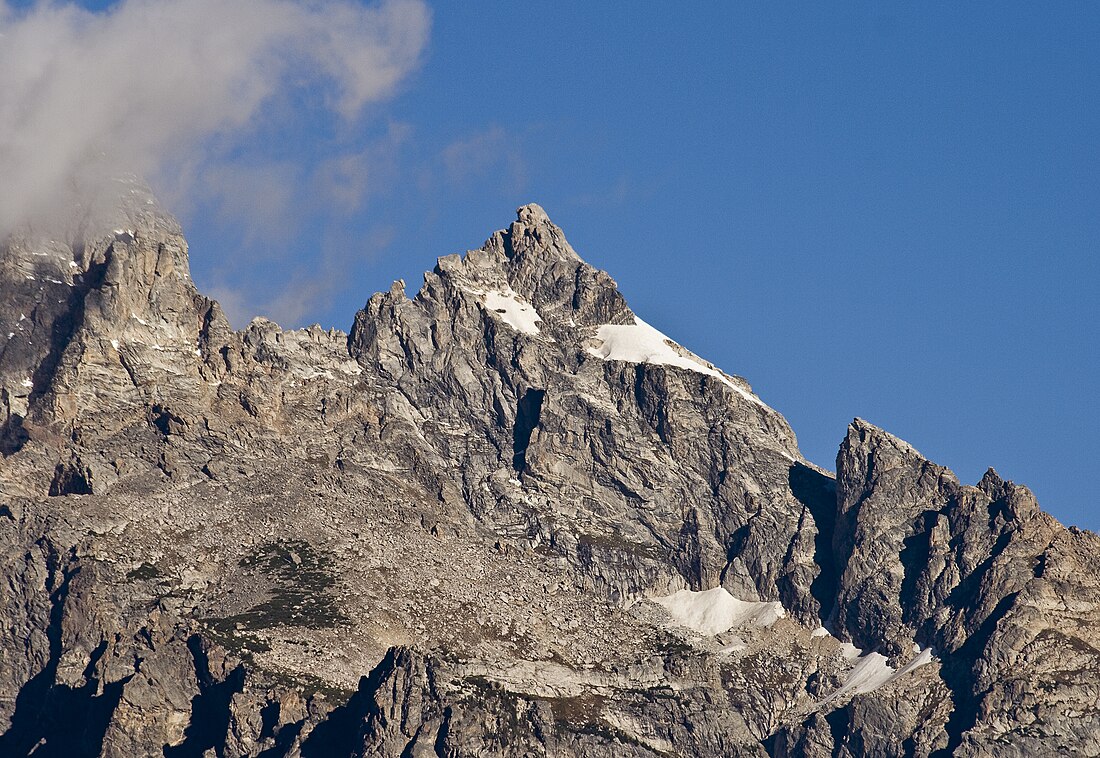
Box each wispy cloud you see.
[0,0,430,236]
[568,175,656,209]
[180,120,413,327]
[190,161,303,247]
[310,121,413,215]
[439,125,527,192]
[210,223,397,327]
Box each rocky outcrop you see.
[1,198,1097,756]
[812,420,1100,755]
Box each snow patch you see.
[832,651,894,698]
[893,646,935,679]
[20,377,33,389]
[811,626,830,638]
[825,645,937,702]
[652,587,785,636]
[838,642,862,660]
[587,318,763,406]
[481,288,542,336]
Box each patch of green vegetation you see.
[655,633,697,659]
[126,562,161,581]
[460,675,517,704]
[199,620,273,665]
[1034,628,1100,655]
[456,676,527,747]
[725,650,799,690]
[532,541,557,556]
[622,685,677,700]
[571,721,659,753]
[196,623,354,702]
[226,540,347,629]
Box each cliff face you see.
[0,199,1097,757]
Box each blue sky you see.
[9,2,1099,529]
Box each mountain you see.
[1,195,1098,757]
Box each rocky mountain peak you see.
[506,202,579,262]
[4,174,182,259]
[0,183,223,451]
[1,198,1098,757]
[516,201,551,228]
[419,203,623,332]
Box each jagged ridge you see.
[0,200,1097,757]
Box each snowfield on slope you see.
[652,587,786,635]
[481,287,543,335]
[823,643,937,702]
[587,317,763,405]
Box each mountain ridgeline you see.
[1,194,1097,757]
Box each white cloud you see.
[193,161,303,246]
[440,125,527,192]
[309,121,412,214]
[0,0,430,236]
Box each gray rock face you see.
[1,198,1097,757]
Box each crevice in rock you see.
[502,226,518,260]
[825,706,850,757]
[29,252,110,405]
[258,700,281,743]
[898,508,941,627]
[1032,548,1049,579]
[512,388,544,473]
[301,647,448,758]
[633,365,671,444]
[1,252,109,456]
[0,402,28,456]
[931,591,1019,758]
[194,297,224,366]
[433,706,454,756]
[482,320,499,369]
[49,459,93,496]
[300,651,395,758]
[0,545,128,758]
[163,635,245,758]
[788,463,839,623]
[255,719,303,758]
[720,506,759,591]
[986,494,1013,530]
[150,404,184,437]
[82,640,109,681]
[944,531,1013,615]
[675,508,705,590]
